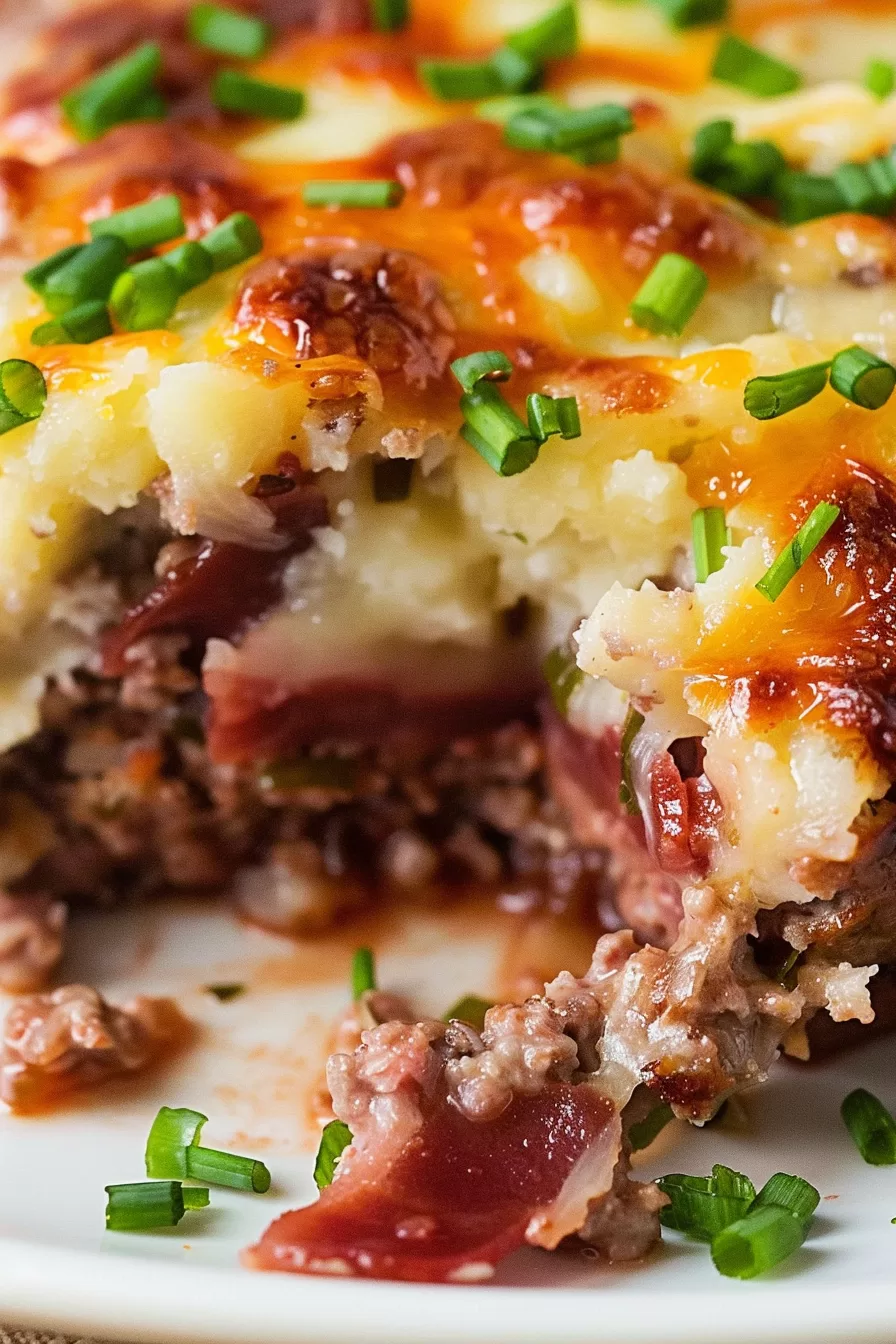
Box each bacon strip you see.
[246,1083,617,1283]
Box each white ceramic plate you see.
[0,897,895,1344]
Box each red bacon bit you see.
[647,751,721,876]
[102,463,327,676]
[245,1083,616,1282]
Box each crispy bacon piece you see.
[647,751,723,876]
[233,246,456,385]
[103,464,327,676]
[246,1083,617,1282]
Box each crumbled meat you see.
[445,999,579,1121]
[233,246,456,386]
[1,985,187,1112]
[0,893,66,993]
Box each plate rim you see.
[2,1236,896,1344]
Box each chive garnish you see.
[110,257,181,332]
[371,0,409,30]
[90,194,185,252]
[775,170,846,225]
[372,457,414,502]
[419,57,525,101]
[24,244,84,299]
[105,1181,205,1231]
[164,240,214,294]
[543,645,584,716]
[476,92,560,124]
[833,161,890,215]
[302,180,405,209]
[841,1088,896,1164]
[692,120,786,200]
[442,994,492,1030]
[629,253,708,336]
[61,42,163,142]
[711,1205,807,1279]
[752,1172,820,1225]
[182,1186,211,1209]
[504,101,633,161]
[31,299,112,347]
[450,349,513,392]
[743,361,830,420]
[691,506,727,582]
[619,705,645,815]
[711,35,802,97]
[629,1102,674,1152]
[144,1104,272,1191]
[505,0,578,63]
[188,3,271,59]
[314,1119,353,1190]
[755,501,840,603]
[526,392,581,441]
[200,212,263,272]
[461,383,540,476]
[40,237,128,316]
[830,345,896,409]
[212,71,305,120]
[864,58,895,100]
[206,983,246,1001]
[651,0,727,27]
[658,1166,755,1241]
[0,360,47,436]
[351,946,376,999]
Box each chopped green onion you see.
[31,299,112,347]
[743,360,830,420]
[61,42,162,142]
[460,382,540,476]
[752,1172,820,1225]
[711,35,801,97]
[841,1088,896,1164]
[442,994,492,1030]
[651,0,727,27]
[371,0,409,29]
[119,90,169,125]
[450,349,513,392]
[505,0,578,63]
[105,1181,188,1231]
[419,54,531,101]
[351,946,376,999]
[629,1102,674,1152]
[711,1205,807,1279]
[833,161,889,215]
[775,947,800,986]
[212,70,305,120]
[302,180,404,209]
[476,92,560,124]
[110,257,181,332]
[619,705,645,815]
[691,506,727,582]
[505,101,633,154]
[206,983,245,1001]
[830,345,896,409]
[692,118,734,177]
[41,237,128,316]
[543,645,584,716]
[188,3,271,59]
[755,501,840,603]
[526,392,581,441]
[866,154,896,210]
[712,1164,757,1203]
[0,360,47,436]
[89,194,185,251]
[258,756,358,792]
[658,1170,754,1242]
[199,212,263,272]
[146,1106,208,1179]
[314,1119,353,1190]
[182,1187,211,1210]
[24,244,85,298]
[775,170,845,225]
[164,240,215,294]
[629,253,708,337]
[372,457,414,502]
[864,58,895,100]
[490,46,540,93]
[185,1146,271,1193]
